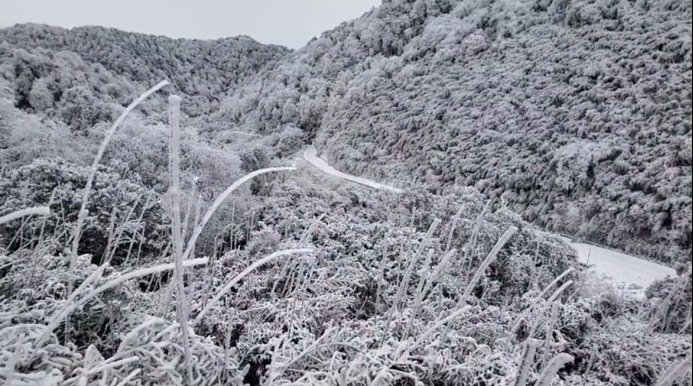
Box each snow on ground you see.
[567,240,677,299]
[304,146,677,299]
[303,146,402,193]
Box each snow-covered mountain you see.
[0,23,289,120]
[214,0,691,264]
[2,0,690,264]
[0,1,691,385]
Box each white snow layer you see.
[568,241,677,299]
[304,146,402,193]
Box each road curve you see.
[303,146,677,299]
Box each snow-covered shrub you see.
[573,316,692,386]
[646,266,692,334]
[0,158,169,265]
[265,126,306,158]
[89,317,248,386]
[0,88,89,168]
[58,86,112,134]
[107,120,243,194]
[239,146,273,195]
[183,174,586,384]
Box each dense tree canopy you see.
[213,0,692,264]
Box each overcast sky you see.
[0,0,380,48]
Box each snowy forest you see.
[0,0,691,384]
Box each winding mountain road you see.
[303,146,677,299]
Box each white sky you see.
[0,0,380,48]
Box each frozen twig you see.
[0,207,50,226]
[194,249,312,323]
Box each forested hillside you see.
[213,0,692,264]
[0,23,289,119]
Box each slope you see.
[213,0,692,265]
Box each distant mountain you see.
[1,0,690,264]
[0,23,289,121]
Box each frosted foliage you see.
[208,0,690,263]
[0,24,288,118]
[0,0,690,384]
